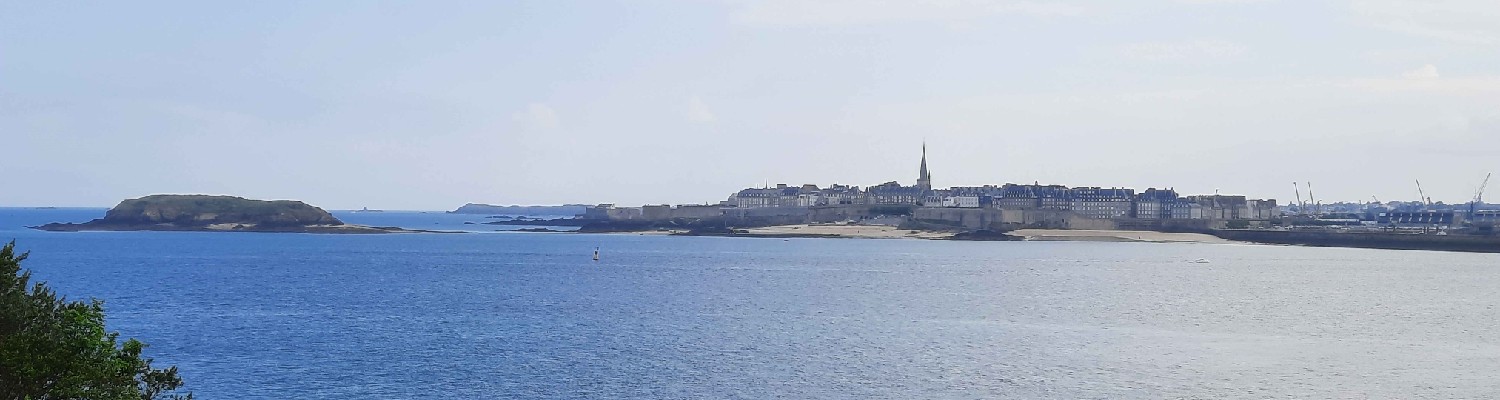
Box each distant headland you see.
[514,143,1500,252]
[448,203,587,216]
[32,195,422,234]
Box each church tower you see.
[916,142,932,191]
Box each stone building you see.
[730,188,781,209]
[1068,187,1136,219]
[1134,188,1179,220]
[822,184,865,205]
[1182,195,1279,221]
[712,142,1280,224]
[866,181,924,205]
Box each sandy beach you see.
[1009,229,1229,244]
[599,224,1231,244]
[742,226,1229,243]
[591,224,946,239]
[741,224,955,239]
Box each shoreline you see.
[588,224,951,239]
[737,224,956,240]
[1009,229,1231,244]
[30,222,446,234]
[592,225,1231,244]
[577,224,1500,253]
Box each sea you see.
[3,207,1500,399]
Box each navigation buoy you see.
[593,247,600,261]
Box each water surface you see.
[3,208,1498,398]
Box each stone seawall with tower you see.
[582,143,1279,232]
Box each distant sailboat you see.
[593,247,600,262]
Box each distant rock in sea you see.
[32,194,418,234]
[448,203,587,216]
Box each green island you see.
[32,195,418,234]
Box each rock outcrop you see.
[33,195,409,234]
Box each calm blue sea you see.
[4,207,1500,398]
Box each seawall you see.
[1213,230,1500,253]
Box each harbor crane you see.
[1307,181,1319,215]
[1293,182,1305,215]
[1416,179,1431,208]
[1472,173,1492,217]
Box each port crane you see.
[1307,181,1319,215]
[1471,173,1492,217]
[1416,179,1431,209]
[1293,182,1305,215]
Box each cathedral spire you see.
[917,141,932,191]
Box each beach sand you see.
[599,224,1231,244]
[741,224,955,239]
[1009,229,1229,244]
[741,226,1228,243]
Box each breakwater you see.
[1213,230,1500,253]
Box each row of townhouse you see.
[728,183,999,209]
[990,185,1277,220]
[728,183,920,208]
[726,182,1277,221]
[989,184,1135,218]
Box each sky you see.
[4,0,1499,210]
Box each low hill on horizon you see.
[103,194,345,226]
[449,203,588,216]
[33,194,413,233]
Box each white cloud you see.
[728,0,1090,26]
[1338,64,1500,94]
[1344,76,1500,94]
[511,103,559,130]
[1118,39,1247,62]
[685,96,716,123]
[1402,64,1440,80]
[1352,0,1500,45]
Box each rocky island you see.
[33,195,418,234]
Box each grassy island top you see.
[102,194,344,227]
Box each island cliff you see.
[33,195,411,234]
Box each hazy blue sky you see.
[4,1,1498,210]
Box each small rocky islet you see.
[32,194,415,234]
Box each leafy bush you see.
[0,241,191,400]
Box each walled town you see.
[580,144,1278,232]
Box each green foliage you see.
[1225,219,1251,229]
[105,194,340,224]
[0,241,191,400]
